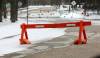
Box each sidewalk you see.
[1,25,100,58]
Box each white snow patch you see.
[60,12,85,20]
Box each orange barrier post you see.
[74,20,87,45]
[19,23,31,44]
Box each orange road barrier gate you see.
[19,20,91,45]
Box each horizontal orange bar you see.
[21,21,91,29]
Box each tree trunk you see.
[2,0,7,18]
[97,9,100,14]
[0,0,3,22]
[10,0,18,22]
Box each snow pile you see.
[85,14,100,19]
[19,5,53,13]
[60,12,85,20]
[29,11,60,18]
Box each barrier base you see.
[19,38,31,44]
[74,38,87,45]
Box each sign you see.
[71,1,76,6]
[18,1,22,7]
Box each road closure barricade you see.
[19,20,91,45]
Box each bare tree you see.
[0,0,3,22]
[10,0,18,22]
[2,0,7,18]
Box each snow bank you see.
[28,11,60,18]
[85,14,100,19]
[60,12,85,20]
